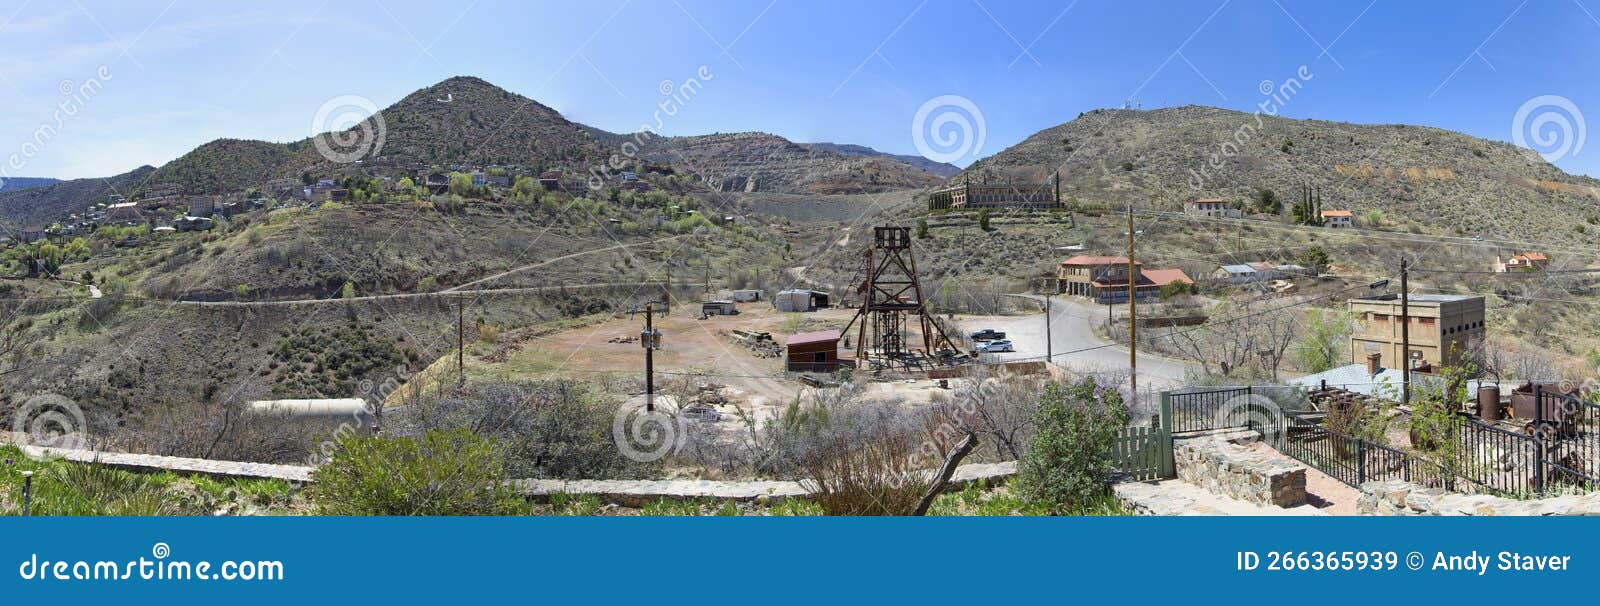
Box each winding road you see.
[963,296,1195,391]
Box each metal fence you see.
[1275,410,1451,491]
[1162,385,1600,500]
[1536,389,1600,491]
[1167,387,1254,433]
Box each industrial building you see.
[701,300,737,316]
[1348,294,1485,369]
[926,173,1061,210]
[774,289,830,312]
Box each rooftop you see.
[1320,209,1354,217]
[1141,268,1193,287]
[1355,293,1479,303]
[1062,255,1137,266]
[786,330,841,346]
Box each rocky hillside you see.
[144,139,299,195]
[588,129,946,194]
[800,142,960,178]
[0,166,153,230]
[961,105,1600,242]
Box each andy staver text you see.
[1433,551,1570,575]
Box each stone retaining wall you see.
[1359,480,1600,515]
[3,433,1017,507]
[1174,437,1307,507]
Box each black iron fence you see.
[1275,410,1451,491]
[1162,385,1600,500]
[1167,387,1254,433]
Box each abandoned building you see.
[1348,293,1485,368]
[786,329,841,372]
[926,173,1061,210]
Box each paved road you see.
[962,296,1194,391]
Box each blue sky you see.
[0,0,1597,180]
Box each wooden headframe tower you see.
[841,226,956,368]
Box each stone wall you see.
[1359,480,1600,515]
[3,432,1017,507]
[1174,437,1307,507]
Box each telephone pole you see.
[1044,292,1052,365]
[1399,257,1410,406]
[1127,205,1138,405]
[634,302,663,411]
[456,296,465,387]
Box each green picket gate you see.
[1110,398,1175,481]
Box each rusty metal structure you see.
[839,226,957,369]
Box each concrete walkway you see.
[1116,479,1327,516]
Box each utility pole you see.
[1400,257,1410,407]
[456,296,465,387]
[1127,205,1138,405]
[634,302,663,412]
[1044,292,1053,365]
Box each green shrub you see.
[310,429,523,515]
[1016,378,1129,514]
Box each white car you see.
[979,340,1014,353]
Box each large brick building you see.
[927,173,1061,210]
[1348,294,1485,369]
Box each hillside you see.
[959,105,1600,242]
[587,129,946,194]
[0,177,60,193]
[0,166,153,230]
[800,142,961,178]
[143,138,299,195]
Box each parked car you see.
[979,340,1014,353]
[681,405,722,422]
[970,329,1006,341]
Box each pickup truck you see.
[969,329,1006,342]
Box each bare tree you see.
[1163,299,1298,381]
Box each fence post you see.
[1533,385,1545,495]
[1356,439,1367,485]
[1158,392,1175,478]
[1158,391,1173,434]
